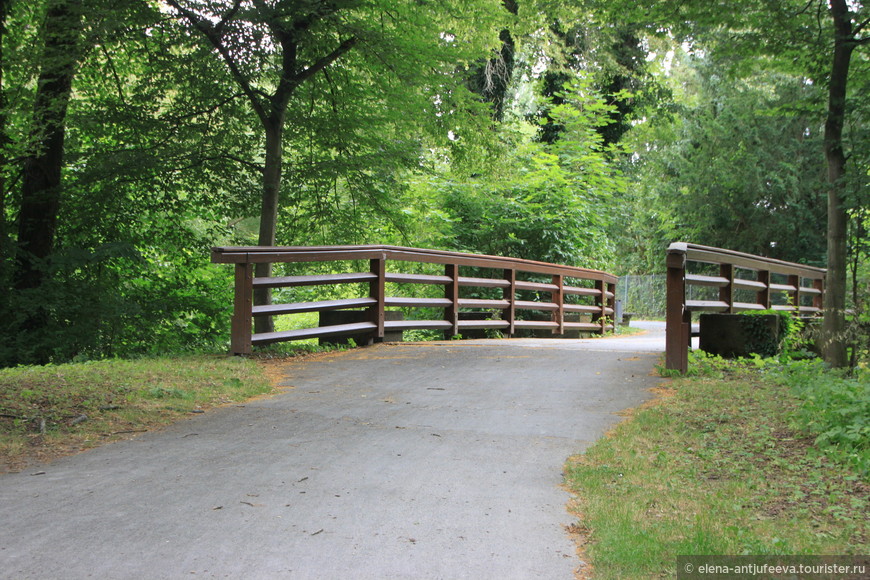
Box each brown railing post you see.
[369,257,386,343]
[231,262,254,355]
[552,274,564,335]
[607,281,617,329]
[788,274,800,311]
[593,280,606,333]
[666,246,688,372]
[504,268,516,336]
[813,277,824,311]
[720,263,735,313]
[757,270,771,310]
[445,263,459,339]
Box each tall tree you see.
[820,0,866,366]
[467,0,519,121]
[165,0,358,333]
[583,0,869,366]
[621,54,828,272]
[0,0,10,264]
[166,0,504,334]
[13,0,84,292]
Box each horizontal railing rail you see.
[212,245,618,355]
[666,242,826,372]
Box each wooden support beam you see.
[787,274,800,311]
[719,263,734,313]
[666,249,688,372]
[231,262,254,355]
[445,263,460,339]
[369,257,386,343]
[756,270,770,310]
[504,269,516,336]
[552,274,564,335]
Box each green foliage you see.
[0,0,514,365]
[742,310,809,361]
[0,214,236,366]
[429,79,623,269]
[658,350,728,378]
[2,0,862,367]
[678,352,869,476]
[774,360,870,477]
[619,54,829,271]
[847,207,870,367]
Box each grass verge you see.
[0,355,273,472]
[564,356,869,579]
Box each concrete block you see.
[699,313,781,358]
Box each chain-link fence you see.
[617,275,666,320]
[616,274,733,322]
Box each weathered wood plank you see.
[252,298,376,316]
[253,273,377,288]
[251,322,378,345]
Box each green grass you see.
[0,355,272,471]
[565,355,869,578]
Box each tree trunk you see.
[253,117,284,335]
[468,0,518,121]
[14,0,84,291]
[0,0,10,266]
[820,0,854,367]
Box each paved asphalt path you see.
[0,324,665,580]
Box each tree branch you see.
[294,37,358,91]
[270,35,357,114]
[214,0,243,36]
[164,0,270,124]
[99,44,126,104]
[853,15,870,37]
[204,152,265,174]
[795,0,817,17]
[161,92,247,124]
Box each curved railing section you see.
[212,245,618,355]
[666,242,826,372]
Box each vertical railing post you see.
[607,281,616,331]
[231,262,254,355]
[787,274,800,312]
[504,268,516,336]
[813,277,824,312]
[369,256,386,343]
[593,280,606,334]
[445,263,459,339]
[756,270,771,310]
[666,247,688,372]
[719,263,734,313]
[552,274,564,335]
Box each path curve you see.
[0,325,664,579]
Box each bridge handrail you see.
[213,245,618,355]
[665,242,826,372]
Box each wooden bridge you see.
[212,243,826,373]
[665,242,826,372]
[211,245,618,355]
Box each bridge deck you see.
[0,327,665,579]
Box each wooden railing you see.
[665,242,826,372]
[212,245,617,355]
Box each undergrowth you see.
[566,352,869,578]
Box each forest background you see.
[1,0,867,367]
